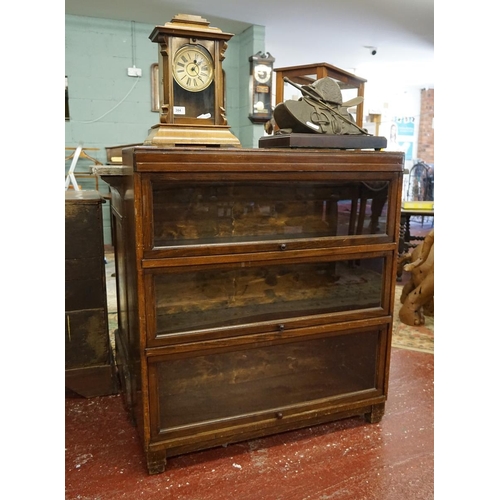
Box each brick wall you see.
[418,88,434,163]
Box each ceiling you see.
[65,0,434,92]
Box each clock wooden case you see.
[100,146,404,474]
[144,14,241,148]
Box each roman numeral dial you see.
[173,45,215,92]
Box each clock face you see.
[254,64,272,84]
[173,44,214,92]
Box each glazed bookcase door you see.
[147,325,389,454]
[143,253,389,346]
[141,175,396,258]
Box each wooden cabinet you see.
[65,190,117,397]
[99,147,404,474]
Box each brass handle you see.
[280,243,287,251]
[278,324,285,332]
[276,412,283,419]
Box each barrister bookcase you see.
[99,146,404,474]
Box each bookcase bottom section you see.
[144,401,386,475]
[140,328,388,473]
[155,331,379,430]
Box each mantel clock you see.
[249,51,275,123]
[144,14,241,147]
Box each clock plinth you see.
[144,123,241,148]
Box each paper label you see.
[173,106,186,115]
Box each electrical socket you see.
[127,67,142,77]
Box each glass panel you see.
[173,81,215,122]
[152,181,389,247]
[154,257,384,334]
[156,331,379,430]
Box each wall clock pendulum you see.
[144,14,241,147]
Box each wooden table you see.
[399,208,434,255]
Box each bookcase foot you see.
[146,450,167,475]
[364,403,385,423]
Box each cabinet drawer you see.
[148,327,386,448]
[146,254,387,344]
[144,178,395,256]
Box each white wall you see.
[364,84,422,169]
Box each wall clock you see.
[144,14,241,147]
[249,51,275,124]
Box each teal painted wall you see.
[65,16,156,153]
[65,15,266,245]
